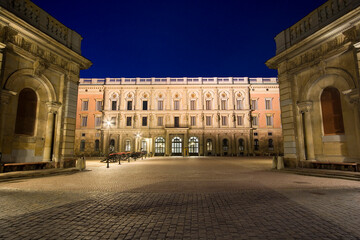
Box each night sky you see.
[32,0,326,78]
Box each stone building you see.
[266,0,360,167]
[75,77,282,157]
[0,0,92,166]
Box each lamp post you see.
[106,120,111,168]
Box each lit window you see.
[125,140,131,151]
[111,117,116,126]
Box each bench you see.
[2,162,49,173]
[308,161,359,172]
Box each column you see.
[297,101,314,160]
[0,89,16,153]
[43,102,61,161]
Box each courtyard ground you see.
[0,157,359,239]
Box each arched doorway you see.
[188,137,199,156]
[171,137,182,156]
[321,87,345,135]
[110,139,115,152]
[222,139,229,156]
[15,88,37,136]
[206,139,213,156]
[238,138,245,156]
[155,137,165,156]
[95,139,100,152]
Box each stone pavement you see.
[0,157,359,239]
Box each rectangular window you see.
[221,116,228,126]
[265,99,272,110]
[112,101,117,110]
[126,117,132,126]
[221,100,227,110]
[127,101,132,110]
[174,100,179,110]
[143,101,148,110]
[252,116,258,126]
[158,100,163,110]
[95,116,101,127]
[111,117,116,126]
[142,117,147,126]
[81,116,88,127]
[206,100,212,110]
[236,99,243,110]
[157,117,163,126]
[266,115,273,126]
[190,116,196,126]
[81,100,88,111]
[190,100,196,110]
[206,116,212,126]
[174,117,180,127]
[96,100,102,111]
[237,116,243,126]
[251,99,258,110]
[125,140,131,152]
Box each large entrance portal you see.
[189,137,199,156]
[155,137,165,156]
[171,137,182,156]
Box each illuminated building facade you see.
[75,77,282,157]
[266,0,360,167]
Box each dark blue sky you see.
[33,0,326,78]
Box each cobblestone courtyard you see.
[0,157,359,239]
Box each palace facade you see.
[75,77,282,157]
[0,0,92,165]
[266,0,360,166]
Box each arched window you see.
[239,139,244,151]
[268,139,274,151]
[206,139,213,152]
[321,87,345,135]
[171,137,182,155]
[254,139,259,151]
[80,140,85,152]
[222,139,229,152]
[109,139,115,152]
[125,140,131,152]
[155,137,165,155]
[95,140,100,152]
[141,140,147,152]
[15,88,37,135]
[189,137,199,155]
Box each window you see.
[157,117,163,126]
[252,116,258,126]
[143,101,148,110]
[15,88,37,135]
[95,140,100,152]
[266,115,273,126]
[81,133,86,137]
[237,116,243,126]
[81,100,88,111]
[127,101,132,110]
[111,101,117,110]
[254,132,258,136]
[206,139,213,152]
[125,140,131,151]
[222,139,229,153]
[171,137,182,155]
[206,100,212,110]
[111,117,116,126]
[141,140,147,151]
[95,116,102,127]
[189,137,199,155]
[251,99,258,110]
[158,100,163,110]
[96,100,102,111]
[190,116,196,126]
[239,139,245,151]
[268,139,274,151]
[174,117,180,127]
[174,100,180,110]
[268,132,272,136]
[80,140,85,152]
[155,137,165,155]
[321,87,345,135]
[126,117,132,126]
[142,117,147,126]
[254,139,259,151]
[206,116,212,126]
[236,99,243,110]
[190,100,196,110]
[221,116,228,126]
[265,99,272,110]
[221,100,227,110]
[81,116,88,127]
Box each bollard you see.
[272,156,277,169]
[277,156,284,170]
[106,158,109,168]
[81,156,86,170]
